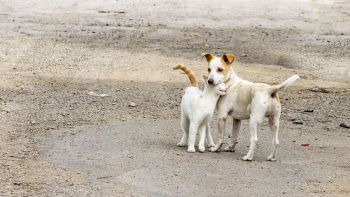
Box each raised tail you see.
[269,74,299,93]
[173,64,198,87]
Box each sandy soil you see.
[0,0,350,196]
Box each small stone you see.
[99,94,109,97]
[339,123,350,129]
[129,102,136,107]
[293,121,303,125]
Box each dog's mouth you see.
[220,89,227,93]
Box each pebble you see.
[129,101,136,107]
[88,92,109,97]
[339,123,350,129]
[293,121,303,125]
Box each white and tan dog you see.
[201,53,299,161]
[174,64,227,153]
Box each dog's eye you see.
[208,68,211,72]
[217,68,223,72]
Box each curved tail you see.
[173,64,198,87]
[269,74,299,94]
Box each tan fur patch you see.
[219,54,235,76]
[173,64,198,87]
[219,59,232,76]
[221,54,235,65]
[201,53,216,63]
[274,93,281,104]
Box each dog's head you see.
[202,75,227,96]
[201,53,235,85]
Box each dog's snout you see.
[208,78,214,84]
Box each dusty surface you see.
[0,0,350,196]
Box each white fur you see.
[206,55,299,161]
[177,77,227,153]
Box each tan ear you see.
[221,54,235,65]
[202,75,208,81]
[201,53,216,62]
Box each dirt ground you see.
[0,0,350,196]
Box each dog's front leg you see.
[198,125,206,152]
[224,119,241,152]
[187,123,198,153]
[210,116,226,152]
[205,123,215,148]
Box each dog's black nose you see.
[208,78,214,84]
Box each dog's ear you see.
[203,75,208,82]
[201,53,215,62]
[221,54,235,65]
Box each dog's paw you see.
[207,143,216,148]
[267,155,277,161]
[198,146,205,153]
[187,147,196,153]
[242,155,253,161]
[210,147,219,152]
[177,142,187,147]
[223,145,235,152]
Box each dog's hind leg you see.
[177,117,189,147]
[243,118,259,161]
[224,119,241,152]
[267,110,281,161]
[206,123,215,148]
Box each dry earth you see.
[0,0,350,196]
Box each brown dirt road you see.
[0,0,350,196]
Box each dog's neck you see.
[202,85,220,100]
[224,67,241,86]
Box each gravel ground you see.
[0,0,350,196]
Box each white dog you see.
[173,64,227,153]
[201,53,299,161]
